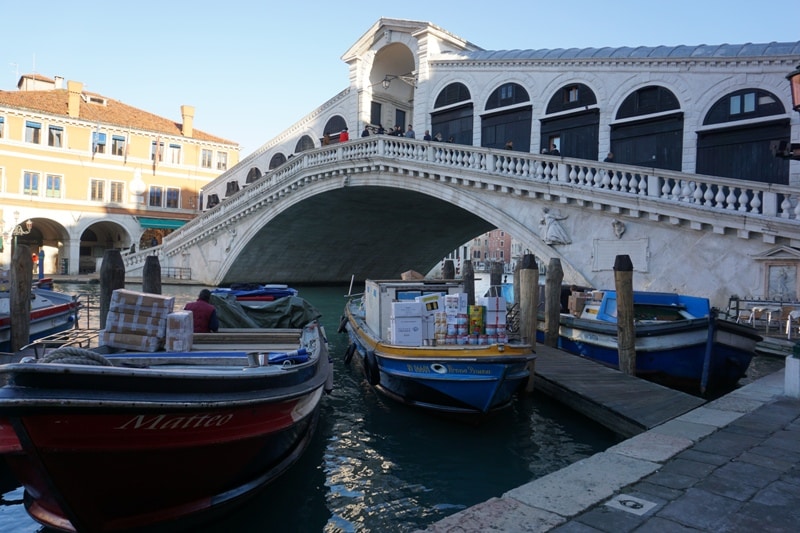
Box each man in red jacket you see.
[184,289,219,333]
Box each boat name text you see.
[115,413,233,430]
[407,364,491,375]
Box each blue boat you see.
[538,289,762,395]
[341,278,535,416]
[211,283,298,308]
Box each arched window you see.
[269,153,287,170]
[616,86,679,119]
[545,83,597,114]
[703,89,784,125]
[295,135,315,153]
[486,83,529,110]
[245,167,262,184]
[434,82,471,108]
[482,83,532,151]
[697,89,788,184]
[323,115,347,136]
[539,83,599,159]
[432,83,473,145]
[610,85,683,171]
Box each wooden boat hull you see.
[0,322,331,532]
[0,288,79,352]
[344,300,534,415]
[538,313,761,393]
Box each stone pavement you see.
[422,368,800,532]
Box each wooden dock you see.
[532,344,706,438]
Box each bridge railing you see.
[155,136,800,265]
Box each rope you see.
[39,346,113,366]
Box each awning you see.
[138,217,188,230]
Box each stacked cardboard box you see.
[99,289,175,352]
[166,311,193,352]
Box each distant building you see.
[0,74,239,275]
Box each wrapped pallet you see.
[102,289,175,352]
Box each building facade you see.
[0,74,238,275]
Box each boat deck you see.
[532,344,705,438]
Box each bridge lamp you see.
[788,65,800,114]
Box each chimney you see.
[67,80,83,118]
[54,76,65,89]
[181,105,195,138]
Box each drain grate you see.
[604,494,658,516]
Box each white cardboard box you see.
[390,316,423,346]
[392,301,422,318]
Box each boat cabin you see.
[576,290,710,322]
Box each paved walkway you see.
[422,367,800,532]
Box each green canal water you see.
[0,282,632,532]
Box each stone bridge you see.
[124,136,800,307]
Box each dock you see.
[532,344,706,437]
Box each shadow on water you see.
[2,283,621,532]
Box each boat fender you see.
[337,315,348,334]
[343,343,356,364]
[364,351,380,385]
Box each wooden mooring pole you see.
[614,254,636,376]
[519,254,539,392]
[544,258,563,348]
[463,259,475,306]
[10,244,33,352]
[442,259,455,280]
[99,249,126,330]
[142,255,162,294]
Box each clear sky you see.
[3,0,796,155]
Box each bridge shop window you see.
[269,153,287,170]
[698,89,788,184]
[245,167,263,184]
[611,85,683,171]
[482,83,532,151]
[541,83,599,160]
[432,82,473,145]
[295,135,315,153]
[205,194,220,209]
[323,115,348,143]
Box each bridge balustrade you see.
[127,136,800,276]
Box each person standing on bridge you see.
[339,128,349,142]
[184,289,219,333]
[405,125,415,138]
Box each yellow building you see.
[0,74,238,275]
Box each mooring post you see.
[442,259,455,280]
[99,249,126,330]
[544,258,563,348]
[463,259,475,306]
[519,254,539,392]
[10,244,33,352]
[489,261,504,291]
[142,255,162,295]
[614,254,636,375]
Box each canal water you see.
[1,281,779,532]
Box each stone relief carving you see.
[540,208,571,245]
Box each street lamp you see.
[11,219,33,256]
[788,64,800,113]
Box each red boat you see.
[0,321,332,532]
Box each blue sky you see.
[3,1,796,155]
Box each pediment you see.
[753,245,800,261]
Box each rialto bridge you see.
[123,136,800,308]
